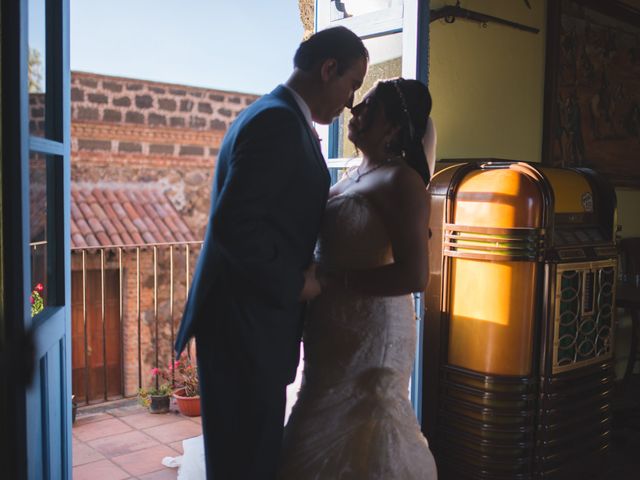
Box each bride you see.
[278,77,437,479]
[175,77,437,479]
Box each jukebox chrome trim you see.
[550,259,617,374]
[444,224,545,261]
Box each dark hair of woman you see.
[293,26,369,75]
[372,78,432,185]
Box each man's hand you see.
[299,263,322,301]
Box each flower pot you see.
[173,388,201,417]
[149,394,171,414]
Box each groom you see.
[175,26,368,479]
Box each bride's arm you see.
[341,167,430,296]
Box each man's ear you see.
[319,58,338,82]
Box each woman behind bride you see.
[278,77,438,479]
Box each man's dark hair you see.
[293,26,369,75]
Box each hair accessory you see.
[391,79,415,141]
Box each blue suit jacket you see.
[175,86,330,383]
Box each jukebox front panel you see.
[448,257,537,376]
[424,162,618,479]
[550,260,616,374]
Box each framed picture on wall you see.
[542,0,640,188]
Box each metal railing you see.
[31,240,203,405]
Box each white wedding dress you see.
[173,192,437,479]
[278,193,437,479]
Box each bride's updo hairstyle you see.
[374,78,432,185]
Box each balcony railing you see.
[31,240,203,405]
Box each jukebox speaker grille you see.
[552,260,616,373]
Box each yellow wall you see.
[429,1,640,238]
[429,0,547,163]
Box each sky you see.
[69,0,305,95]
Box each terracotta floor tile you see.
[88,430,159,457]
[109,404,148,417]
[143,419,202,444]
[73,412,112,427]
[169,441,184,454]
[111,444,181,476]
[138,467,179,479]
[72,441,105,466]
[73,417,132,442]
[72,459,130,480]
[120,411,183,429]
[188,415,202,424]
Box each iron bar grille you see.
[552,260,616,373]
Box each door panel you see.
[72,269,122,403]
[2,0,71,478]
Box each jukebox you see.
[423,161,618,479]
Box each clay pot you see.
[173,388,201,417]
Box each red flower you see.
[35,283,44,292]
[151,367,159,376]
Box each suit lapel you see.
[270,86,329,182]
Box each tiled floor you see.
[72,400,201,480]
[73,374,640,479]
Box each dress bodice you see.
[314,193,393,271]
[302,193,416,393]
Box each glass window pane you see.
[28,0,47,137]
[335,32,403,159]
[331,0,393,21]
[29,151,49,315]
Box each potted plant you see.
[31,283,44,317]
[171,353,200,417]
[138,367,172,414]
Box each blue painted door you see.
[3,0,72,478]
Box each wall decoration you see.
[543,1,640,188]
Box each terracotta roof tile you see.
[72,233,87,248]
[85,233,100,247]
[119,231,134,245]
[96,231,111,246]
[76,218,92,236]
[87,217,104,234]
[71,184,197,248]
[110,233,124,246]
[79,203,94,220]
[103,189,119,204]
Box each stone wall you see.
[30,71,260,239]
